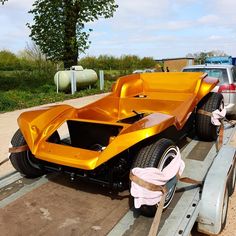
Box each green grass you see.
[0,70,114,112]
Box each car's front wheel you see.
[9,129,59,178]
[132,138,178,217]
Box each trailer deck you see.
[0,124,235,236]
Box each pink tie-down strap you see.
[211,108,226,126]
[130,147,185,208]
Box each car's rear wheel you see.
[196,92,224,141]
[132,138,178,217]
[9,129,59,178]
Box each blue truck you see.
[206,56,236,65]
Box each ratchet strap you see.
[178,176,202,185]
[197,109,212,117]
[129,172,167,236]
[224,118,236,127]
[0,158,9,166]
[148,191,167,236]
[9,145,29,154]
[197,109,225,151]
[129,172,167,193]
[197,109,235,127]
[0,145,29,167]
[130,172,203,236]
[217,125,224,151]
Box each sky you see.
[0,0,236,59]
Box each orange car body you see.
[17,72,218,170]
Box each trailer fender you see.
[197,146,236,235]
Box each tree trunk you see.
[63,1,79,69]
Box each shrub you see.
[79,54,156,71]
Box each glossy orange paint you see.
[17,72,218,170]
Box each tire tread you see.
[132,138,177,217]
[9,129,44,178]
[196,92,224,141]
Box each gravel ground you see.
[221,192,236,236]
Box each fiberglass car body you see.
[9,72,223,216]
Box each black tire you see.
[196,92,224,141]
[228,160,236,196]
[132,138,178,217]
[220,186,229,232]
[9,129,59,178]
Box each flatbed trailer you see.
[109,123,236,236]
[0,124,235,236]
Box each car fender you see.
[18,105,76,154]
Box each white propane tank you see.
[54,66,98,91]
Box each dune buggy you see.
[9,72,223,216]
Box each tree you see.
[28,0,118,68]
[96,55,119,70]
[79,56,98,70]
[18,41,51,73]
[0,50,20,70]
[186,50,228,64]
[139,57,156,69]
[120,55,140,71]
[0,0,8,5]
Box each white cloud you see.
[204,0,236,28]
[102,0,173,31]
[0,0,33,52]
[207,35,223,41]
[116,0,171,17]
[147,20,193,31]
[1,0,236,58]
[2,0,34,10]
[213,0,236,15]
[197,15,220,24]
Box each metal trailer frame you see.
[109,124,236,236]
[0,125,235,235]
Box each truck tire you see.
[196,92,224,141]
[9,129,59,178]
[228,160,236,196]
[132,138,178,217]
[220,186,229,232]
